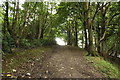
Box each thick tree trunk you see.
[5,1,12,36]
[3,1,12,52]
[86,2,96,56]
[83,5,88,50]
[100,5,106,57]
[83,20,88,49]
[99,3,111,57]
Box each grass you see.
[2,47,51,73]
[86,56,120,79]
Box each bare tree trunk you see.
[40,13,48,39]
[74,20,78,47]
[5,1,12,36]
[40,25,44,39]
[83,5,88,50]
[100,4,106,57]
[83,20,88,49]
[20,3,29,39]
[97,21,101,53]
[99,3,111,58]
[38,15,43,40]
[86,2,96,56]
[67,21,72,45]
[12,0,19,35]
[12,0,19,46]
[82,30,84,48]
[3,0,12,52]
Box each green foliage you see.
[86,56,120,78]
[2,40,11,53]
[2,37,56,53]
[19,39,56,49]
[20,39,31,48]
[39,39,56,46]
[2,36,15,53]
[106,35,115,49]
[31,39,42,47]
[31,39,56,47]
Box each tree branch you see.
[108,13,120,24]
[91,2,100,24]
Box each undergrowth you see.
[2,47,51,73]
[86,56,120,79]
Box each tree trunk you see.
[40,13,48,39]
[40,25,44,39]
[20,3,29,39]
[100,5,106,57]
[38,15,43,40]
[5,1,12,36]
[83,5,88,50]
[97,21,101,53]
[86,2,96,56]
[3,0,12,52]
[74,20,78,47]
[67,22,72,45]
[82,30,84,48]
[12,1,19,35]
[12,0,19,46]
[83,20,88,49]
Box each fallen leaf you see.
[31,63,34,66]
[26,73,31,76]
[28,77,31,78]
[22,75,25,77]
[46,70,49,73]
[12,69,17,72]
[36,59,39,61]
[7,74,11,77]
[71,68,74,70]
[62,67,64,69]
[44,76,47,78]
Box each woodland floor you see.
[7,45,105,78]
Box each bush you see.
[3,38,56,53]
[2,40,11,53]
[2,36,15,53]
[31,39,56,47]
[19,38,56,48]
[40,39,56,46]
[19,39,31,48]
[30,39,42,47]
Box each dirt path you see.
[13,45,104,78]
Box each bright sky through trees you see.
[55,37,66,46]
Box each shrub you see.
[19,39,31,48]
[2,36,15,53]
[2,40,11,53]
[31,39,56,47]
[2,38,56,53]
[30,39,42,47]
[39,39,56,46]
